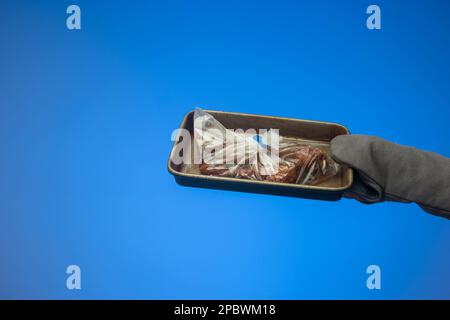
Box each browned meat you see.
[263,162,298,183]
[199,145,332,185]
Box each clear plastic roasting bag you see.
[193,108,340,186]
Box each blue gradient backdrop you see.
[0,0,449,299]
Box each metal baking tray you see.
[168,110,353,201]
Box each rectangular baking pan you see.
[168,110,353,201]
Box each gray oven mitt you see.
[330,135,450,220]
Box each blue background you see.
[1,0,449,299]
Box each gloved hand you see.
[330,135,450,220]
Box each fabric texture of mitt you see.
[330,134,450,220]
